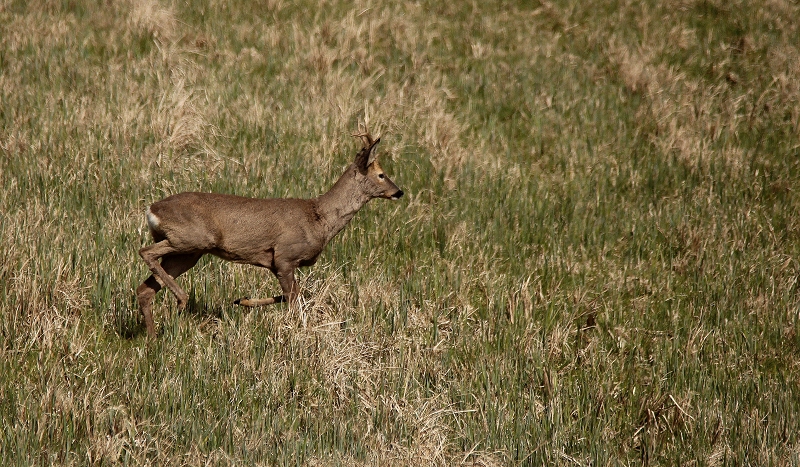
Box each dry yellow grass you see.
[2,0,800,464]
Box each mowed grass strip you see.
[1,0,800,464]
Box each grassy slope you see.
[1,0,800,464]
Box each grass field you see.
[2,0,800,464]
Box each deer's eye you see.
[378,173,385,179]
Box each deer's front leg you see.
[276,268,299,305]
[233,267,298,307]
[234,295,285,307]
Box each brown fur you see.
[136,132,402,337]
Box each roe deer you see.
[136,129,403,337]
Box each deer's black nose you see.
[391,190,404,200]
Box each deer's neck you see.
[314,164,372,243]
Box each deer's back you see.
[147,192,323,255]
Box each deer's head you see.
[353,129,404,201]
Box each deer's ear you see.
[354,137,380,174]
[367,137,380,165]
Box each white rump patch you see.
[145,207,161,232]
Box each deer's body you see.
[147,193,327,268]
[136,132,402,337]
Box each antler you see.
[352,122,381,172]
[352,122,376,148]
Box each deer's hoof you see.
[234,297,249,306]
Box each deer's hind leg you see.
[138,246,202,336]
[139,240,194,305]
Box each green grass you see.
[2,0,800,464]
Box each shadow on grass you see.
[105,290,146,339]
[103,282,238,340]
[181,293,227,330]
[106,289,227,339]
